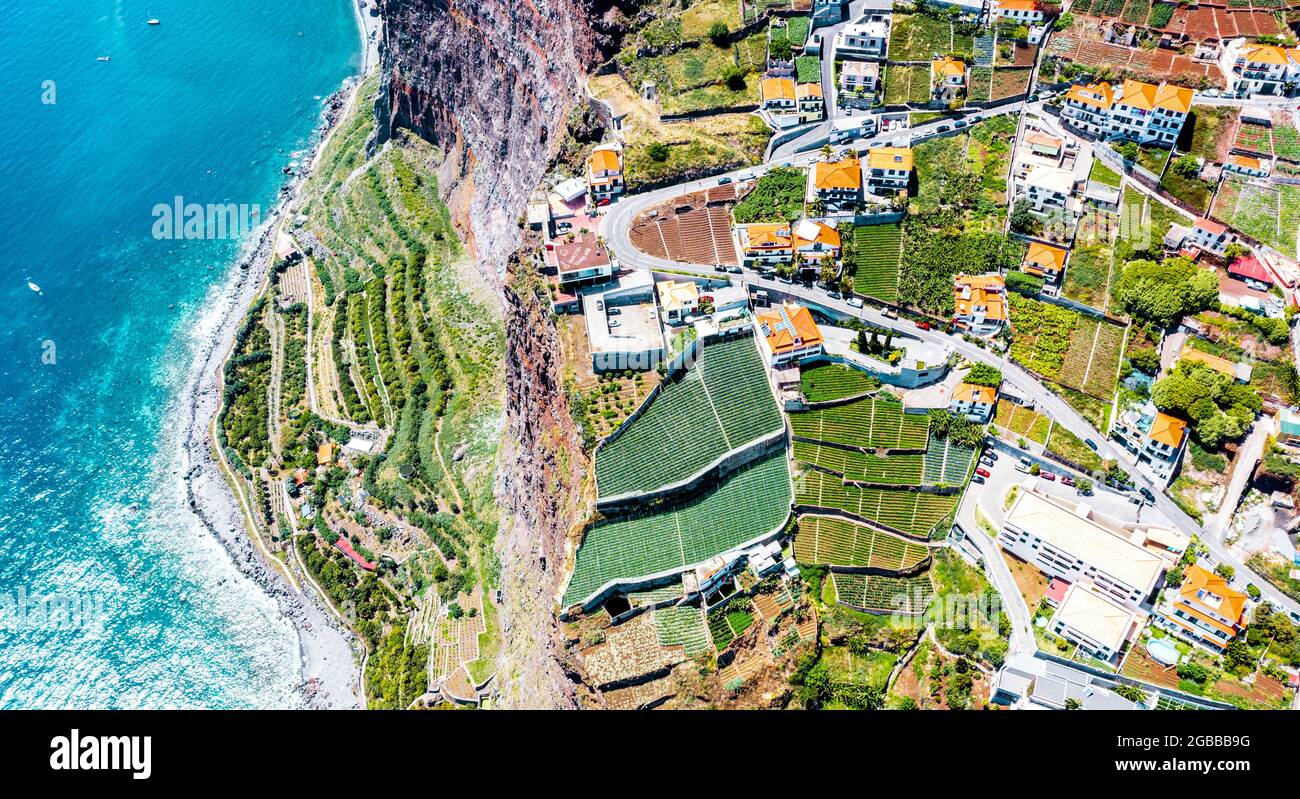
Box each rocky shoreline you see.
[177,81,364,709]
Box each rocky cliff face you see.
[376,0,628,285]
[376,0,633,707]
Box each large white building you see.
[1050,583,1142,662]
[1218,39,1300,98]
[998,484,1185,609]
[1061,79,1193,146]
[834,17,890,60]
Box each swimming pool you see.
[1146,637,1180,666]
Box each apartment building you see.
[835,16,890,60]
[864,146,913,193]
[1021,165,1078,215]
[998,486,1174,608]
[1219,40,1300,98]
[1050,583,1142,662]
[1061,79,1192,145]
[1154,564,1249,653]
[737,224,794,269]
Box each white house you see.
[1188,217,1230,255]
[1218,39,1300,98]
[1050,583,1141,662]
[949,381,997,422]
[992,0,1044,24]
[1061,79,1193,145]
[834,17,890,60]
[1021,165,1078,214]
[864,146,913,193]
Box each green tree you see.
[1113,257,1219,326]
[646,141,670,162]
[707,20,730,47]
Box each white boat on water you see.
[97,56,111,62]
[27,280,42,294]
[147,19,160,25]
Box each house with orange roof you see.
[810,156,864,212]
[317,441,337,468]
[586,145,624,204]
[949,381,998,422]
[792,219,841,262]
[992,0,1044,24]
[931,57,967,103]
[736,223,794,269]
[865,146,913,193]
[1154,564,1249,653]
[1022,241,1067,283]
[760,77,797,112]
[796,82,825,124]
[1061,79,1192,145]
[756,303,824,366]
[1220,39,1297,98]
[1179,344,1252,383]
[953,274,1007,336]
[1224,153,1270,178]
[1189,217,1230,255]
[1114,400,1189,484]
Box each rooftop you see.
[952,381,997,405]
[1052,583,1137,654]
[867,146,914,171]
[758,303,823,354]
[1148,412,1187,449]
[814,157,863,191]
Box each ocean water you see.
[0,1,361,707]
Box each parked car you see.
[847,297,864,308]
[916,321,931,330]
[728,265,742,274]
[715,264,728,272]
[1061,475,1075,487]
[718,176,733,185]
[827,290,842,299]
[975,467,991,478]
[983,449,998,460]
[609,319,621,328]
[1040,471,1056,482]
[881,307,898,319]
[971,475,986,484]
[608,307,621,316]
[936,125,951,132]
[954,120,967,128]
[1084,438,1099,451]
[1140,486,1157,503]
[1015,460,1031,474]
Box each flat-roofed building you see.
[1050,583,1141,662]
[1021,165,1078,215]
[545,231,615,288]
[834,17,890,60]
[1154,564,1249,653]
[998,486,1168,608]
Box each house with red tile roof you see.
[949,381,997,422]
[756,303,824,366]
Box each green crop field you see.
[831,572,935,615]
[795,468,957,539]
[793,441,924,485]
[888,14,954,61]
[800,363,880,403]
[1008,293,1124,401]
[564,450,792,606]
[595,333,782,499]
[793,515,931,572]
[849,223,903,302]
[789,397,930,451]
[1211,177,1300,258]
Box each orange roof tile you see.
[1024,241,1066,274]
[761,77,795,102]
[1179,564,1248,628]
[932,57,966,79]
[588,149,620,174]
[952,382,997,405]
[1148,412,1187,448]
[867,146,914,171]
[1179,344,1236,377]
[1116,79,1159,111]
[1154,82,1193,114]
[793,220,841,249]
[814,157,862,191]
[1246,44,1288,65]
[1064,82,1114,110]
[744,224,792,250]
[1229,154,1262,170]
[796,82,823,99]
[758,303,823,355]
[996,0,1042,10]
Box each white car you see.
[846,297,864,308]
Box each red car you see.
[1041,472,1056,481]
[975,467,990,478]
[1061,475,1075,487]
[916,321,932,330]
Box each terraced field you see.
[795,468,957,539]
[921,436,977,485]
[788,397,930,451]
[800,362,880,403]
[994,399,1051,445]
[1008,293,1125,401]
[793,440,924,485]
[654,605,710,657]
[849,223,903,302]
[595,333,782,499]
[831,572,935,615]
[1211,177,1300,257]
[793,515,931,572]
[564,450,792,606]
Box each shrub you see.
[646,142,670,162]
[708,20,730,47]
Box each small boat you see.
[147,19,160,26]
[27,280,42,294]
[97,56,111,62]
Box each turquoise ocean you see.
[0,1,361,707]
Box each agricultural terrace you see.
[921,436,977,485]
[654,604,711,657]
[794,440,923,485]
[793,515,931,572]
[707,601,755,650]
[563,450,792,607]
[847,223,903,302]
[732,167,807,224]
[831,572,935,615]
[616,28,769,116]
[899,217,1024,315]
[1182,106,1239,164]
[795,467,959,539]
[1211,177,1300,258]
[912,117,1017,214]
[994,398,1051,445]
[789,397,930,451]
[888,13,962,62]
[800,362,881,403]
[595,333,782,499]
[1007,293,1125,400]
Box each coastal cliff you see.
[375,0,634,707]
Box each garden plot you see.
[800,363,879,403]
[994,399,1051,445]
[883,64,931,105]
[789,397,930,451]
[1008,293,1124,401]
[831,572,935,615]
[888,14,955,62]
[1211,177,1300,257]
[990,68,1032,101]
[849,223,903,302]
